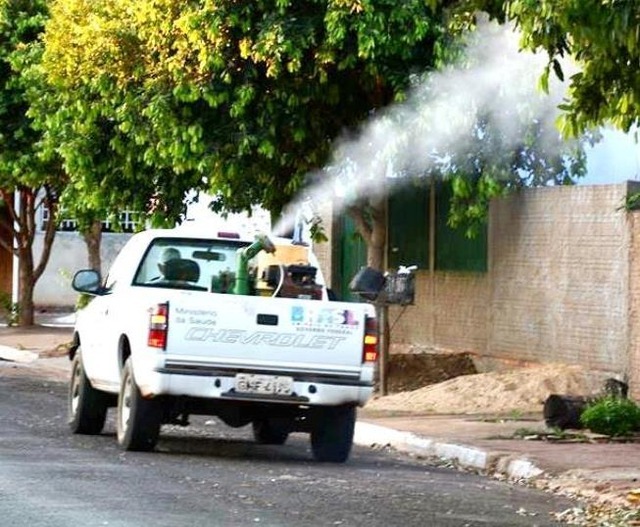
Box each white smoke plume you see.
[274,19,575,237]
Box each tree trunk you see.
[82,220,103,273]
[17,245,35,326]
[348,196,389,394]
[0,186,59,327]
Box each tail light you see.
[148,303,168,349]
[362,316,378,363]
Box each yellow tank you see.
[255,244,310,296]
[257,244,309,275]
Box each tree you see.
[40,0,213,274]
[41,0,590,280]
[43,0,450,247]
[33,82,189,273]
[0,0,64,326]
[454,0,640,135]
[329,20,588,271]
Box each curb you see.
[0,345,39,363]
[354,421,544,480]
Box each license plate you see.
[235,374,294,396]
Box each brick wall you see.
[317,182,637,384]
[489,184,630,373]
[388,272,489,355]
[393,183,633,378]
[386,273,435,353]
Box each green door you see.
[338,215,367,302]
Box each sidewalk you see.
[356,410,640,511]
[1,320,639,514]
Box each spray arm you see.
[233,234,276,295]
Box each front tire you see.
[310,405,356,463]
[252,418,291,445]
[68,351,109,435]
[116,358,162,452]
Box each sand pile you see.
[366,363,612,415]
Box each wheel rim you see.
[70,362,81,417]
[120,372,133,436]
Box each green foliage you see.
[0,0,65,325]
[0,291,19,326]
[620,191,640,212]
[0,0,62,190]
[309,216,328,244]
[36,1,200,229]
[75,293,92,311]
[0,0,56,187]
[43,0,451,218]
[580,396,640,437]
[454,0,640,135]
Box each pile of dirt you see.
[368,362,611,415]
[386,352,477,393]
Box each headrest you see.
[163,258,200,282]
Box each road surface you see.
[0,374,578,526]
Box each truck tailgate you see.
[165,295,368,373]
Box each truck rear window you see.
[132,238,250,293]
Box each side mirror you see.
[72,270,104,295]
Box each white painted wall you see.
[33,232,131,307]
[30,205,274,307]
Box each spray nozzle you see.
[241,234,276,261]
[233,234,276,295]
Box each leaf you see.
[551,59,564,82]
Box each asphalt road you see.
[0,375,578,527]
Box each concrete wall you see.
[316,182,638,392]
[33,232,131,306]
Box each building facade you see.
[316,182,640,399]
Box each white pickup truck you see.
[69,224,378,462]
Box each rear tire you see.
[116,358,162,452]
[68,351,109,435]
[310,405,356,463]
[252,418,291,445]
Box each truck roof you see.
[136,224,296,247]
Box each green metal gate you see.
[338,215,367,302]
